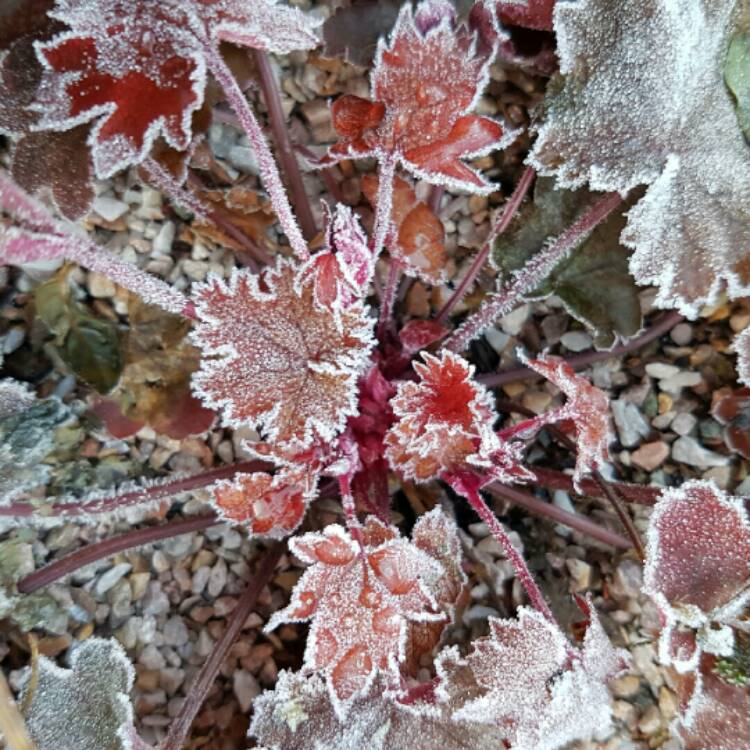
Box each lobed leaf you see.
[265,518,446,718]
[191,259,373,451]
[529,0,750,317]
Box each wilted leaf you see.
[726,32,750,140]
[492,177,641,348]
[265,518,445,717]
[21,638,152,750]
[191,258,373,450]
[530,0,750,317]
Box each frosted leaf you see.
[386,351,531,483]
[521,353,613,487]
[325,0,517,194]
[643,480,750,671]
[211,467,318,538]
[265,521,445,718]
[191,258,373,450]
[385,351,530,483]
[249,670,507,750]
[529,0,750,317]
[398,319,449,354]
[454,602,628,750]
[34,0,320,178]
[734,324,750,386]
[20,637,150,750]
[495,0,555,31]
[361,174,448,284]
[295,204,374,321]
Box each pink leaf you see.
[191,258,373,450]
[34,0,320,178]
[326,0,516,194]
[643,480,750,670]
[521,352,614,487]
[265,520,445,717]
[398,319,449,354]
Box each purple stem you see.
[160,543,285,750]
[0,461,267,518]
[478,310,685,388]
[377,258,401,342]
[444,191,623,353]
[426,185,444,215]
[18,514,219,594]
[435,166,535,325]
[204,47,309,261]
[458,482,557,623]
[253,50,318,242]
[487,483,631,549]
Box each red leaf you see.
[362,174,448,283]
[265,520,445,717]
[326,1,515,193]
[398,319,449,354]
[212,467,317,537]
[190,259,373,451]
[35,0,320,177]
[497,0,556,32]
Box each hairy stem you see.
[0,670,34,750]
[459,483,556,623]
[18,514,219,594]
[0,461,266,518]
[377,258,401,342]
[143,158,272,268]
[478,310,685,388]
[205,47,309,261]
[253,50,317,241]
[487,483,631,549]
[444,191,623,353]
[435,166,535,324]
[160,543,284,750]
[371,156,397,259]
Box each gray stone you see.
[163,615,189,647]
[645,362,679,379]
[233,669,261,712]
[611,399,651,447]
[139,644,166,670]
[208,558,228,598]
[672,436,729,468]
[560,330,592,352]
[671,412,697,436]
[92,195,128,222]
[94,563,132,597]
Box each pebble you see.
[670,412,697,436]
[611,400,651,447]
[560,330,592,352]
[192,566,210,595]
[612,559,643,601]
[208,558,228,598]
[630,441,669,471]
[611,674,641,698]
[139,644,166,670]
[233,669,261,712]
[94,563,132,597]
[485,326,510,354]
[163,616,189,647]
[565,558,592,592]
[644,362,679,379]
[672,436,729,468]
[152,221,175,255]
[142,582,171,616]
[669,323,693,345]
[659,371,702,395]
[92,195,129,222]
[500,304,530,336]
[87,272,116,298]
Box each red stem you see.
[444,191,623,353]
[435,166,535,324]
[17,514,219,594]
[253,50,318,242]
[0,461,267,518]
[487,483,631,549]
[459,483,557,623]
[478,310,685,388]
[160,543,284,750]
[377,258,401,342]
[426,185,444,215]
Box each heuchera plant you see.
[2,0,750,748]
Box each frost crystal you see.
[265,519,445,718]
[530,0,750,316]
[453,602,628,750]
[34,0,320,177]
[191,258,373,450]
[521,353,613,487]
[386,351,531,484]
[643,480,750,672]
[211,467,318,538]
[21,637,149,750]
[325,0,516,194]
[734,324,750,386]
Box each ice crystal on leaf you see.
[211,467,318,538]
[530,0,750,317]
[386,351,531,484]
[362,174,448,284]
[453,601,628,750]
[734,324,750,387]
[643,480,750,673]
[191,259,373,450]
[265,519,445,718]
[295,204,374,321]
[249,669,507,750]
[325,0,516,194]
[521,353,613,487]
[494,0,556,32]
[34,0,320,178]
[20,637,151,750]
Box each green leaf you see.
[725,33,750,141]
[492,177,642,349]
